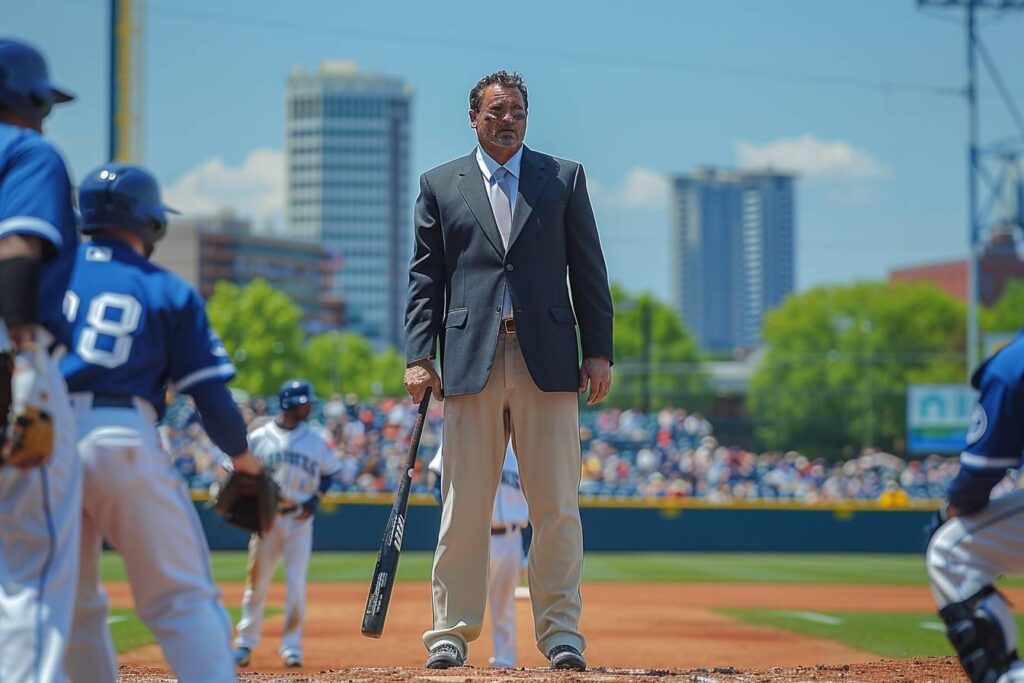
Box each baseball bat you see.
[361,387,432,638]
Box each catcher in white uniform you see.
[233,379,339,668]
[927,330,1024,683]
[429,439,529,668]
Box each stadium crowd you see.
[160,394,995,504]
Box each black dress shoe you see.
[548,644,586,671]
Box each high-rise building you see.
[286,61,412,348]
[672,168,795,352]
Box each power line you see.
[143,4,967,99]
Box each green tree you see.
[304,332,406,398]
[206,279,305,395]
[749,282,965,457]
[608,284,709,410]
[982,278,1024,333]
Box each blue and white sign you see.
[907,384,978,454]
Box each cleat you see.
[548,644,586,671]
[426,643,464,669]
[233,646,251,668]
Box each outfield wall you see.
[195,494,935,553]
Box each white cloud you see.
[164,148,285,228]
[733,135,889,180]
[591,167,671,209]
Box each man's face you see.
[470,85,527,153]
[295,403,312,422]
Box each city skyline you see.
[9,0,1024,304]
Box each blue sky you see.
[9,0,1024,301]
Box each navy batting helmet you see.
[78,163,179,248]
[279,379,315,411]
[0,39,73,125]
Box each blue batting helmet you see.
[0,39,73,124]
[78,163,179,247]
[279,379,315,411]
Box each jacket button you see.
[505,264,514,272]
[496,306,501,313]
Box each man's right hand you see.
[404,360,442,403]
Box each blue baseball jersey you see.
[61,239,235,413]
[961,332,1024,471]
[0,123,78,343]
[946,331,1024,511]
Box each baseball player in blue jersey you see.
[0,38,81,683]
[232,379,340,669]
[60,162,264,683]
[927,331,1024,683]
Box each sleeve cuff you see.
[0,216,63,249]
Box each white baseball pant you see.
[65,394,235,683]
[0,344,81,683]
[234,512,313,659]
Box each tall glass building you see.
[672,168,794,352]
[286,61,412,348]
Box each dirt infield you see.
[112,582,984,681]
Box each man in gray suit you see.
[404,70,613,671]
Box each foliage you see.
[206,279,407,399]
[749,282,965,457]
[608,284,710,411]
[304,332,406,398]
[981,277,1024,333]
[206,279,305,396]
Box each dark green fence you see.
[194,494,935,553]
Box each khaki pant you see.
[423,334,585,658]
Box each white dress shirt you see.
[476,146,523,321]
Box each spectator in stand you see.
[162,397,972,504]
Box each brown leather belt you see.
[500,318,517,334]
[278,505,299,515]
[491,523,521,535]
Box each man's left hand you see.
[579,357,612,406]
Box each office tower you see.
[286,61,412,347]
[672,168,794,352]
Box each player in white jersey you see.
[429,439,529,668]
[0,39,81,683]
[233,379,340,669]
[62,163,265,683]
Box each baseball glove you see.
[214,470,279,535]
[1,348,55,469]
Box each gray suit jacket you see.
[405,146,613,397]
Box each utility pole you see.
[918,0,1024,377]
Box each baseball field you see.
[108,551,1007,682]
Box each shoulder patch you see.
[966,403,988,446]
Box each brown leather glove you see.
[1,349,55,469]
[214,470,280,536]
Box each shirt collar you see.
[476,145,523,182]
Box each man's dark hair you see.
[469,70,528,114]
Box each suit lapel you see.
[507,147,553,251]
[456,152,504,256]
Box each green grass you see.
[102,551,1024,585]
[109,606,276,653]
[720,609,1024,658]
